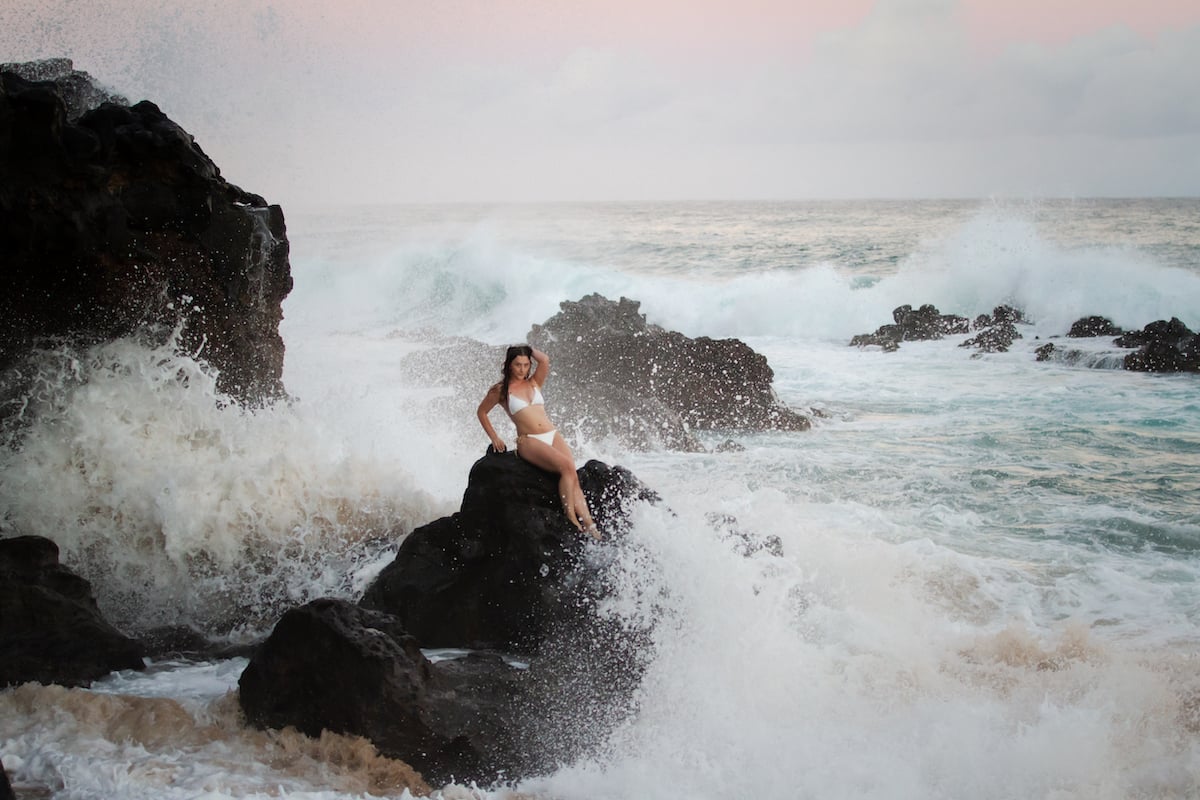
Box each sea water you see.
[2,199,1199,799]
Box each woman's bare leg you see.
[552,434,598,537]
[517,435,588,531]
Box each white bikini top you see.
[507,385,544,415]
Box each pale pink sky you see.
[3,0,1199,203]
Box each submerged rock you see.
[526,294,810,449]
[850,303,971,351]
[0,535,145,687]
[0,60,292,409]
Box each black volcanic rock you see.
[525,294,809,449]
[361,450,658,652]
[1116,318,1199,373]
[0,757,12,800]
[238,598,519,787]
[0,535,145,687]
[0,60,292,408]
[1068,316,1123,338]
[850,303,971,351]
[245,452,663,784]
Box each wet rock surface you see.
[0,535,145,688]
[1,59,292,410]
[850,303,971,351]
[1116,318,1200,373]
[527,294,811,449]
[242,453,661,784]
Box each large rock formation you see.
[0,59,292,407]
[360,450,658,652]
[0,535,145,687]
[242,452,661,784]
[525,294,810,450]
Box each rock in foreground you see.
[238,599,515,787]
[0,535,145,687]
[0,59,292,407]
[361,450,658,652]
[243,453,660,784]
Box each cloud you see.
[3,0,1198,202]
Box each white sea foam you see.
[4,200,1199,799]
[0,331,445,636]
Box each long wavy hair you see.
[499,345,533,404]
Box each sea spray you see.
[0,331,442,638]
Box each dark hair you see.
[499,345,533,403]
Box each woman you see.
[477,345,599,539]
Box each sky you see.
[3,0,1199,206]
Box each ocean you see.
[2,198,1199,799]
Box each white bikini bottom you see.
[519,429,557,447]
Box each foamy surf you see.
[3,199,1199,799]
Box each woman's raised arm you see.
[530,346,550,387]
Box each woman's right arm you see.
[477,384,507,452]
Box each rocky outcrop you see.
[525,294,809,450]
[1067,316,1123,338]
[960,306,1026,354]
[0,59,292,407]
[1116,318,1199,373]
[360,450,658,652]
[0,535,145,687]
[242,453,661,784]
[238,599,518,787]
[850,304,970,351]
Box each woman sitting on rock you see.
[477,345,599,539]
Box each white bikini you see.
[507,385,556,446]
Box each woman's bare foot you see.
[583,521,601,541]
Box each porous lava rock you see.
[1115,318,1199,373]
[0,535,145,687]
[959,305,1026,354]
[0,59,292,408]
[850,303,971,351]
[1067,316,1123,338]
[525,294,809,449]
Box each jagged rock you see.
[238,598,517,787]
[361,451,658,652]
[1116,318,1199,373]
[0,61,292,410]
[1035,343,1057,362]
[526,294,810,449]
[1068,316,1123,338]
[0,57,126,120]
[0,535,145,687]
[246,453,666,784]
[850,303,970,350]
[961,321,1021,353]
